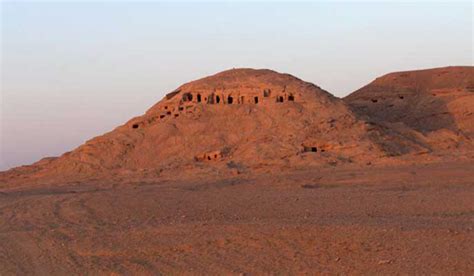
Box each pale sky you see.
[1,1,473,171]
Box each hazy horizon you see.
[1,1,472,171]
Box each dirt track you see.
[1,161,473,275]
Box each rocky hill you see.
[1,68,432,184]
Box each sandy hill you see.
[344,66,474,151]
[1,68,429,184]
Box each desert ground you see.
[1,161,473,275]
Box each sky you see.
[1,1,472,171]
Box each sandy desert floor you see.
[1,161,473,275]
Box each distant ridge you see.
[344,66,474,140]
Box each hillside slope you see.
[344,66,474,150]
